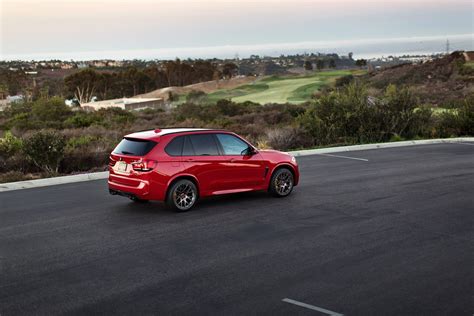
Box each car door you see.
[182,133,228,195]
[215,133,266,191]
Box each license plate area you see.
[115,161,129,173]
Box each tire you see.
[269,168,294,197]
[166,179,198,212]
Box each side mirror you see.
[242,147,257,156]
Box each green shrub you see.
[65,112,95,128]
[297,83,433,145]
[31,97,72,128]
[66,135,97,150]
[186,90,208,103]
[23,130,66,175]
[335,74,354,87]
[390,134,405,142]
[458,98,474,135]
[0,131,23,157]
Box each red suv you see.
[108,128,299,211]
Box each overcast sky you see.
[0,0,472,60]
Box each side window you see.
[165,136,184,156]
[216,134,249,155]
[182,136,195,156]
[188,134,219,156]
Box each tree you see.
[316,59,325,71]
[96,72,115,100]
[164,60,178,87]
[222,63,238,79]
[304,60,313,71]
[64,69,100,104]
[355,59,367,68]
[329,59,336,68]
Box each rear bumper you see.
[108,173,151,200]
[109,188,139,199]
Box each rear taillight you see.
[131,159,157,172]
[109,156,116,167]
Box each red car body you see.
[108,128,299,205]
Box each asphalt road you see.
[1,143,473,315]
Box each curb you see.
[0,171,108,192]
[289,137,474,157]
[0,137,472,192]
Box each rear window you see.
[113,138,157,156]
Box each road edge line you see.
[0,137,472,192]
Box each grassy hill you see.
[135,69,364,105]
[205,70,362,104]
[136,76,257,100]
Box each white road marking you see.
[282,298,344,316]
[318,153,369,162]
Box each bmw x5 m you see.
[108,128,299,211]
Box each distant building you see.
[60,63,74,69]
[0,95,25,111]
[7,95,25,103]
[81,97,164,111]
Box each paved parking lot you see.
[0,143,472,315]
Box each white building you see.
[81,97,164,111]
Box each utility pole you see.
[446,39,450,55]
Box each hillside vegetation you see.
[1,54,473,183]
[364,52,474,106]
[1,82,472,183]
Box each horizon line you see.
[1,33,472,61]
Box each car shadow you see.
[113,190,282,216]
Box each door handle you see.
[230,158,236,163]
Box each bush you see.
[458,99,474,135]
[335,74,354,87]
[64,112,95,128]
[265,126,309,150]
[297,83,433,146]
[23,130,66,175]
[31,97,72,128]
[61,147,109,173]
[186,90,207,103]
[0,171,36,183]
[61,134,110,173]
[0,131,23,157]
[66,135,97,150]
